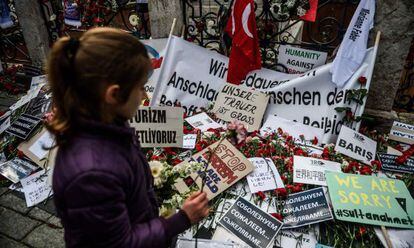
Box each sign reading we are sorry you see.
[278,45,327,74]
[129,106,183,148]
[335,126,377,165]
[326,172,414,229]
[175,139,254,200]
[213,84,269,131]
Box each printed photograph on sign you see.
[212,83,269,132]
[293,156,341,186]
[281,187,333,229]
[175,139,254,200]
[0,158,38,183]
[129,106,184,148]
[185,112,223,132]
[335,126,377,165]
[218,197,283,248]
[325,172,414,229]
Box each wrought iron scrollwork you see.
[182,0,358,70]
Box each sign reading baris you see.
[129,106,183,148]
[335,126,377,165]
[175,139,254,199]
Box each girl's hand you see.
[181,192,210,224]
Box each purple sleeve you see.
[64,171,190,247]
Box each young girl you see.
[46,27,209,247]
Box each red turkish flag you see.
[225,0,261,85]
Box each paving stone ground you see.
[0,187,64,248]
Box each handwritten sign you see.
[293,156,341,186]
[260,115,323,144]
[185,112,223,132]
[278,45,327,74]
[335,126,377,165]
[247,158,284,193]
[218,197,283,248]
[282,188,333,228]
[6,114,41,140]
[183,134,197,149]
[378,153,414,174]
[21,169,53,207]
[326,172,414,229]
[0,158,38,183]
[212,84,269,132]
[175,139,254,200]
[129,106,183,147]
[389,121,414,145]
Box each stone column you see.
[364,0,414,126]
[14,0,50,67]
[148,0,184,38]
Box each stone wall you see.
[365,0,414,114]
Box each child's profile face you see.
[116,83,146,119]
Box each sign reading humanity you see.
[282,187,333,229]
[175,139,254,200]
[218,197,283,248]
[213,84,269,131]
[151,36,377,143]
[278,45,327,74]
[335,126,377,165]
[326,172,414,229]
[129,106,183,148]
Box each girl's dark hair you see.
[45,27,151,145]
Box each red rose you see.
[312,137,318,145]
[396,155,408,165]
[370,160,382,170]
[256,191,266,201]
[270,213,283,221]
[17,150,24,159]
[358,76,367,85]
[274,188,287,197]
[294,148,305,156]
[359,165,372,175]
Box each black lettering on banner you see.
[267,88,321,106]
[302,115,342,135]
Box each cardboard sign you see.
[378,153,414,174]
[278,45,327,74]
[282,187,333,228]
[260,115,323,144]
[183,134,197,149]
[21,169,53,207]
[275,228,318,248]
[150,36,377,144]
[6,114,41,140]
[247,158,284,193]
[0,158,38,183]
[175,139,254,200]
[325,172,414,229]
[185,112,223,132]
[129,106,183,148]
[335,126,377,165]
[389,121,414,144]
[218,197,283,248]
[293,156,341,186]
[18,128,55,167]
[212,84,269,132]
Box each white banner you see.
[151,36,377,143]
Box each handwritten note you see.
[20,169,53,207]
[247,158,284,193]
